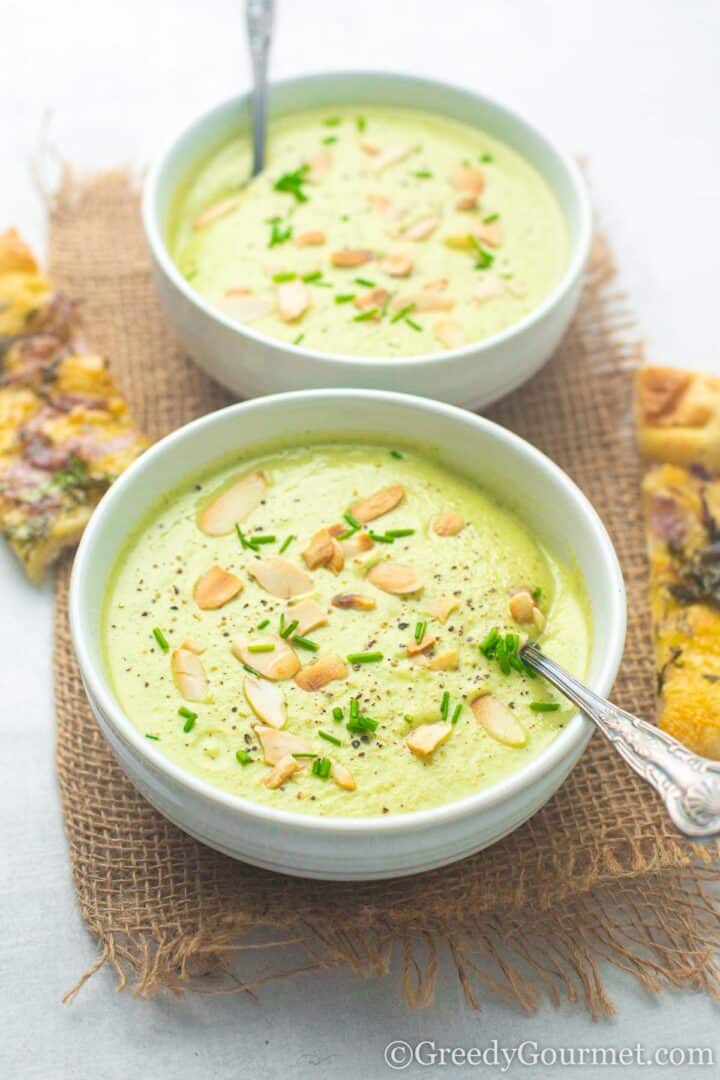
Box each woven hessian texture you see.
[51,172,720,1014]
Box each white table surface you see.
[3,1,720,1077]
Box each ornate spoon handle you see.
[521,642,720,839]
[246,0,274,176]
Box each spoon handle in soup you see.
[521,642,720,840]
[246,0,274,176]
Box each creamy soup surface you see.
[169,105,569,358]
[103,444,591,817]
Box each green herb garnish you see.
[279,534,295,553]
[293,333,305,345]
[248,643,275,654]
[483,212,499,224]
[145,734,160,741]
[450,703,462,725]
[532,587,542,600]
[480,628,535,678]
[257,618,270,630]
[324,116,342,127]
[346,651,383,664]
[356,115,366,132]
[242,662,261,677]
[414,620,427,643]
[480,152,493,163]
[273,164,310,203]
[236,525,259,551]
[389,449,404,459]
[405,317,422,332]
[323,135,338,144]
[391,303,416,324]
[530,702,561,712]
[319,730,342,747]
[385,528,414,538]
[414,169,433,178]
[302,270,323,283]
[236,750,252,765]
[368,529,394,543]
[343,511,362,530]
[291,635,319,652]
[178,706,197,734]
[152,627,169,652]
[250,534,276,545]
[312,756,332,779]
[354,277,376,287]
[353,308,378,322]
[335,293,356,304]
[346,713,378,735]
[279,618,298,640]
[272,270,297,283]
[332,706,344,722]
[440,690,450,721]
[470,236,494,269]
[268,221,293,247]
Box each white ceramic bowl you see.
[142,72,592,410]
[70,390,625,880]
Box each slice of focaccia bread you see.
[637,366,720,759]
[0,228,147,580]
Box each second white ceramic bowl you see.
[70,390,625,880]
[143,72,592,410]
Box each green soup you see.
[169,105,569,358]
[102,443,591,818]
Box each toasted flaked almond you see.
[331,248,373,268]
[475,220,502,248]
[433,511,464,536]
[332,763,356,791]
[232,634,300,680]
[371,143,412,173]
[455,193,478,211]
[406,721,452,757]
[506,279,527,298]
[197,470,267,536]
[350,483,404,523]
[294,229,326,248]
[358,137,380,155]
[471,693,527,748]
[288,596,327,635]
[406,632,437,656]
[353,287,389,313]
[367,192,403,221]
[308,151,332,182]
[532,607,546,632]
[404,216,439,241]
[277,280,311,322]
[332,592,377,611]
[391,290,454,313]
[303,528,335,570]
[243,675,286,729]
[329,523,375,558]
[508,590,535,624]
[367,560,423,595]
[216,293,272,323]
[264,752,301,789]
[246,557,314,598]
[379,252,414,277]
[193,565,243,610]
[434,320,467,350]
[328,537,345,574]
[192,194,244,229]
[294,653,348,692]
[449,165,485,196]
[425,596,460,623]
[255,726,310,765]
[224,285,252,296]
[171,647,208,702]
[180,638,205,654]
[474,274,506,303]
[419,648,459,671]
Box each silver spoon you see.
[521,641,720,840]
[246,0,275,177]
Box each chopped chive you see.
[353,307,378,322]
[480,627,501,656]
[251,534,276,544]
[470,236,494,269]
[312,756,332,779]
[530,702,561,712]
[291,635,319,652]
[152,627,169,652]
[385,527,414,538]
[319,730,342,747]
[389,449,404,459]
[405,317,422,332]
[440,690,450,721]
[354,277,376,287]
[242,662,261,677]
[293,333,305,345]
[483,212,499,224]
[346,651,383,664]
[349,698,359,719]
[450,703,463,725]
[248,643,275,654]
[332,706,344,722]
[414,169,433,178]
[257,618,270,630]
[323,116,342,127]
[323,135,338,144]
[335,293,356,304]
[279,534,295,553]
[293,752,317,759]
[183,714,197,733]
[356,115,366,132]
[236,524,259,550]
[273,164,310,204]
[368,529,394,543]
[480,152,493,163]
[532,586,542,600]
[178,706,196,720]
[391,303,416,324]
[336,526,359,541]
[236,750,252,765]
[346,714,378,735]
[272,270,297,283]
[343,511,362,530]
[414,620,427,642]
[302,270,323,283]
[268,221,293,247]
[280,618,298,640]
[145,734,160,740]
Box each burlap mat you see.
[51,172,720,1014]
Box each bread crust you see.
[635,365,720,470]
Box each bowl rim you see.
[142,69,593,370]
[70,388,626,836]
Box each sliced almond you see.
[433,511,464,536]
[329,523,375,558]
[391,290,454,313]
[192,194,243,229]
[294,653,348,692]
[471,693,527,748]
[181,638,205,654]
[232,634,300,680]
[455,193,478,212]
[246,557,314,598]
[418,648,459,671]
[358,138,380,155]
[508,590,535,624]
[367,192,403,220]
[255,726,310,765]
[332,592,376,611]
[353,288,389,313]
[532,607,546,633]
[308,151,332,183]
[216,294,272,324]
[475,220,502,248]
[193,565,243,611]
[277,281,311,323]
[506,279,527,298]
[328,537,345,574]
[263,752,301,789]
[288,596,327,635]
[449,165,485,196]
[294,230,326,248]
[474,274,506,303]
[406,632,437,656]
[331,249,373,268]
[367,561,423,595]
[404,216,438,242]
[434,320,467,350]
[171,647,208,702]
[332,762,357,791]
[350,483,404,523]
[197,471,267,536]
[406,722,452,757]
[303,528,335,570]
[425,596,460,623]
[243,675,286,729]
[379,252,414,277]
[224,286,252,296]
[371,143,412,173]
